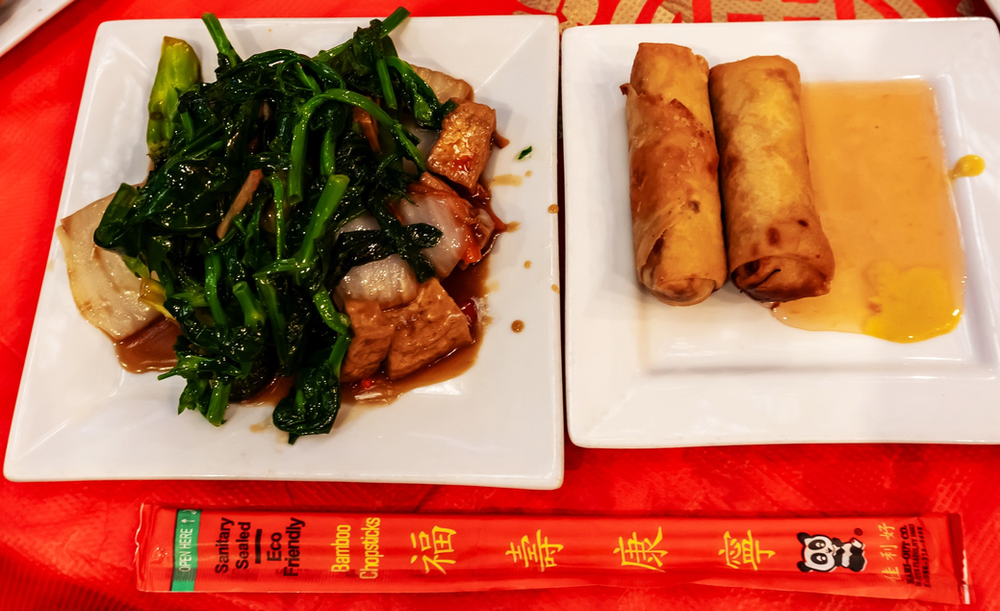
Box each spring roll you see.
[709,56,835,302]
[622,43,727,306]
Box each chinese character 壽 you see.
[719,530,776,571]
[410,526,457,575]
[614,527,669,571]
[506,530,563,572]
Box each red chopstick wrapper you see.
[135,505,969,603]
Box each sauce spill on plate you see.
[772,80,965,343]
[950,154,985,180]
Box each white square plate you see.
[4,16,563,488]
[0,0,75,58]
[562,19,1000,448]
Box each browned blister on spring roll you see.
[623,44,728,306]
[709,56,835,302]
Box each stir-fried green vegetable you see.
[94,8,452,442]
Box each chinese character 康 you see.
[614,526,669,571]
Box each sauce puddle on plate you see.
[772,80,966,343]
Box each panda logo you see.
[797,532,867,573]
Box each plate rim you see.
[561,17,1000,448]
[5,14,565,489]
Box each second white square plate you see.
[5,15,563,488]
[562,19,1000,448]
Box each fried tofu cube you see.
[340,299,394,383]
[419,171,459,195]
[383,278,473,379]
[427,101,496,191]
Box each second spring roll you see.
[623,43,727,306]
[709,56,835,302]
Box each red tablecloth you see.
[2,0,1000,609]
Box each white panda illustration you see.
[797,532,867,573]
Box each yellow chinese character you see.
[506,530,563,572]
[878,523,896,541]
[614,527,669,571]
[410,527,457,575]
[719,531,741,569]
[719,530,775,571]
[882,567,902,581]
[880,549,897,561]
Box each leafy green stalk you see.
[311,290,351,335]
[272,332,351,442]
[93,184,139,251]
[288,90,422,203]
[258,175,350,282]
[267,175,288,259]
[379,7,410,36]
[296,175,350,273]
[202,13,241,70]
[313,41,351,64]
[320,128,337,177]
[255,276,289,361]
[294,63,322,96]
[206,381,232,426]
[232,281,266,330]
[204,252,229,326]
[385,56,456,129]
[375,58,397,110]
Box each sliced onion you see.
[57,193,160,340]
[410,64,474,103]
[334,214,418,310]
[395,185,486,278]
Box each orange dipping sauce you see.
[772,80,966,343]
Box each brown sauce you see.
[491,173,523,187]
[491,132,510,149]
[466,181,506,253]
[115,316,180,373]
[547,204,559,214]
[511,320,524,333]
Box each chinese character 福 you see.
[410,526,457,575]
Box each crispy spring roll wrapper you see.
[709,56,835,302]
[623,44,727,306]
